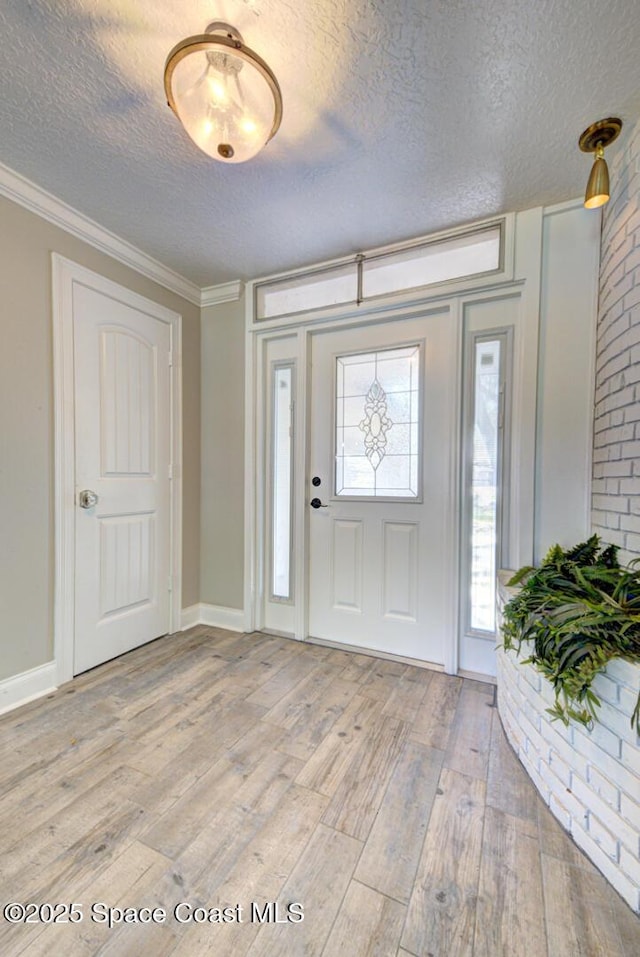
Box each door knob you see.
[78,490,99,509]
[310,497,328,509]
[311,476,322,487]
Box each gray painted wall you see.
[535,204,601,561]
[200,296,245,610]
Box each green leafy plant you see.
[501,535,640,732]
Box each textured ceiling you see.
[1,0,639,287]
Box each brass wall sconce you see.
[164,20,282,163]
[579,117,623,209]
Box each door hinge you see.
[167,576,173,593]
[168,463,174,480]
[168,351,173,368]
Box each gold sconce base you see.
[578,117,622,153]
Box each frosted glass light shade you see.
[164,27,282,164]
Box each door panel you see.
[308,312,458,666]
[73,284,171,674]
[332,519,364,612]
[100,330,155,475]
[382,521,418,621]
[99,513,154,616]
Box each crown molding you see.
[201,280,244,307]
[0,160,201,306]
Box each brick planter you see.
[497,572,640,912]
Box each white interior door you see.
[308,312,458,667]
[73,283,172,674]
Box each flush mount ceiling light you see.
[164,20,282,164]
[578,117,622,209]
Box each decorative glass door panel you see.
[335,345,421,498]
[308,313,458,666]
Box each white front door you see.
[308,311,459,667]
[73,282,172,674]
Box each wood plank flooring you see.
[0,627,638,956]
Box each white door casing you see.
[308,312,460,667]
[52,256,182,683]
[253,298,522,677]
[247,211,554,677]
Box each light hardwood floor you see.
[0,627,638,956]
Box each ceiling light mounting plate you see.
[204,21,243,71]
[205,21,243,42]
[579,117,622,153]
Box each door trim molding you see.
[51,255,183,685]
[248,305,464,665]
[246,286,539,678]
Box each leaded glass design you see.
[335,345,420,498]
[359,380,393,469]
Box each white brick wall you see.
[592,117,640,563]
[497,641,640,913]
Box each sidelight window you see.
[463,334,509,635]
[270,364,294,600]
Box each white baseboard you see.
[180,604,202,630]
[181,603,245,633]
[200,603,245,631]
[0,661,58,717]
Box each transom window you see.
[335,345,421,499]
[254,221,504,322]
